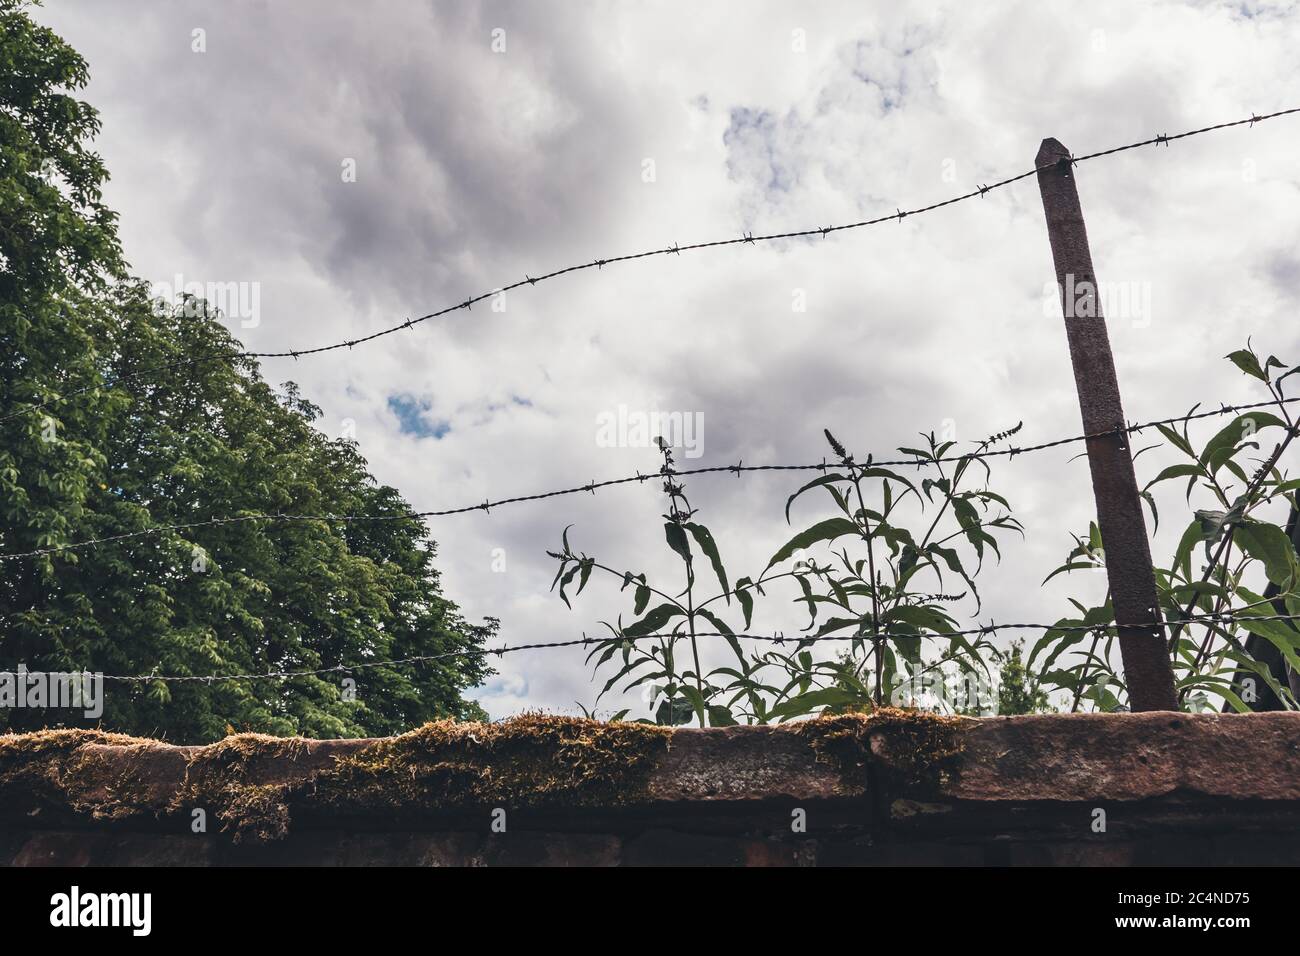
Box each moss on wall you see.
[797,708,971,790]
[1,711,973,845]
[307,712,671,810]
[171,733,310,843]
[170,714,673,843]
[0,728,169,821]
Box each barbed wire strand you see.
[9,609,1295,684]
[1,394,1295,564]
[4,107,1297,428]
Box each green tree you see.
[993,640,1052,715]
[1,0,492,741]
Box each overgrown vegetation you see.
[1033,341,1300,713]
[556,346,1300,722]
[551,427,1027,725]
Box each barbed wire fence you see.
[3,608,1294,684]
[2,395,1295,564]
[4,109,1300,700]
[3,108,1297,427]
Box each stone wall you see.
[3,710,1298,866]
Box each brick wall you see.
[3,711,1298,866]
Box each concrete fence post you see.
[1035,137,1178,712]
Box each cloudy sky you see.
[38,0,1300,717]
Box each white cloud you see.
[37,0,1300,717]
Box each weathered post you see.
[1035,138,1178,712]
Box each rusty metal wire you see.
[7,609,1291,684]
[240,107,1300,359]
[4,107,1297,429]
[1,394,1295,564]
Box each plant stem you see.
[850,466,884,704]
[1070,587,1112,713]
[1165,413,1300,652]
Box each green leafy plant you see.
[1035,342,1300,712]
[554,426,1026,724]
[993,639,1053,715]
[549,439,764,726]
[745,426,1024,719]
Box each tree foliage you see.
[1,0,492,741]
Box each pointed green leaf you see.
[685,522,729,602]
[765,517,860,570]
[622,602,684,638]
[785,473,848,522]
